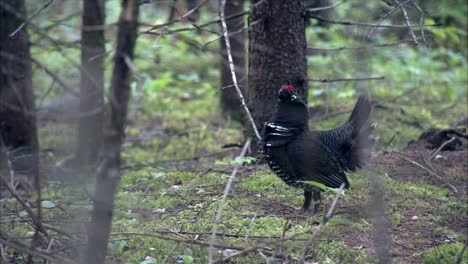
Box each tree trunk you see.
[247,0,309,140]
[220,0,246,123]
[0,0,39,187]
[85,0,139,263]
[77,0,105,172]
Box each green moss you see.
[424,243,467,264]
[238,172,284,192]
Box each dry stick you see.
[367,2,399,38]
[161,243,179,264]
[308,14,439,28]
[299,184,345,263]
[411,1,429,48]
[142,11,249,36]
[208,138,252,263]
[393,0,419,45]
[0,171,49,240]
[388,151,458,194]
[0,233,75,264]
[143,0,209,33]
[111,232,246,251]
[213,231,314,263]
[152,229,309,241]
[428,137,457,161]
[455,243,467,264]
[219,0,261,141]
[308,39,418,52]
[308,0,344,12]
[9,0,54,37]
[308,76,384,82]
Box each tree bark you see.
[0,0,39,185]
[85,0,139,263]
[247,0,309,139]
[77,0,105,172]
[220,0,246,123]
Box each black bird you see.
[263,84,373,212]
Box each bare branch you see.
[393,0,419,45]
[411,1,429,47]
[308,15,440,28]
[0,146,49,239]
[218,0,261,140]
[387,151,458,194]
[208,138,252,263]
[111,232,247,251]
[368,2,400,38]
[0,232,75,264]
[428,137,457,161]
[9,0,54,37]
[142,0,209,34]
[455,243,467,264]
[299,184,345,263]
[308,1,344,12]
[309,76,384,82]
[141,10,249,36]
[308,39,418,52]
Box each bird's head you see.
[278,84,305,105]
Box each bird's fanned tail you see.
[346,95,374,170]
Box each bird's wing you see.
[287,133,350,189]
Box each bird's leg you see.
[312,189,321,213]
[302,190,312,211]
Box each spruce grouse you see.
[263,84,373,212]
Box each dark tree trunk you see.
[247,0,308,139]
[77,0,105,172]
[85,0,139,263]
[220,0,246,122]
[0,0,39,186]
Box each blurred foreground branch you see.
[219,0,261,140]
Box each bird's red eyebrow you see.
[281,84,295,91]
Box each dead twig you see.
[208,138,252,263]
[219,0,261,140]
[142,11,248,36]
[393,0,419,45]
[0,165,49,240]
[428,137,457,161]
[368,2,400,38]
[411,1,429,47]
[143,0,209,34]
[308,1,344,12]
[299,184,345,263]
[9,0,54,37]
[387,151,458,194]
[0,232,75,264]
[111,232,247,251]
[308,76,384,82]
[308,15,439,28]
[307,39,418,52]
[455,242,467,264]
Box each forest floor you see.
[2,98,467,264]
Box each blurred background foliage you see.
[27,0,467,153]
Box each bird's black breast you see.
[264,145,308,189]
